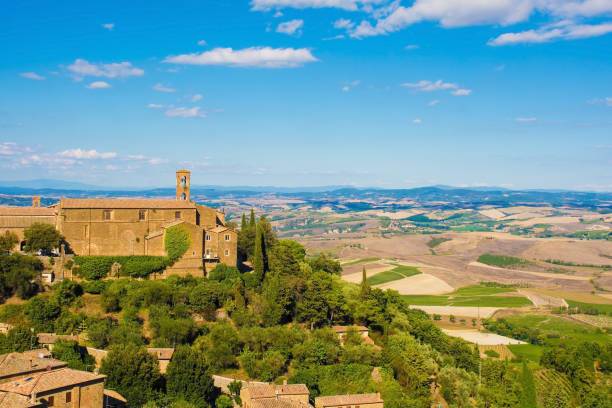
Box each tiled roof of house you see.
[331,325,368,333]
[0,391,41,407]
[36,333,77,344]
[273,384,310,395]
[251,398,313,408]
[209,226,228,233]
[0,352,67,379]
[247,384,310,400]
[314,393,383,406]
[146,348,175,360]
[19,349,51,359]
[60,198,196,209]
[0,207,55,216]
[103,389,127,403]
[0,368,105,396]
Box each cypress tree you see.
[360,266,371,298]
[253,223,265,282]
[249,209,256,230]
[519,360,537,408]
[241,213,246,231]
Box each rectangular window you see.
[225,249,230,256]
[103,210,111,220]
[138,210,146,220]
[66,392,71,402]
[206,234,211,241]
[175,211,181,219]
[206,248,210,255]
[48,396,54,406]
[225,234,230,241]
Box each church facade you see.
[0,170,237,275]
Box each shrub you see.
[484,349,500,358]
[73,256,168,280]
[164,224,191,261]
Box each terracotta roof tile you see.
[314,393,383,406]
[103,389,127,403]
[273,384,309,395]
[19,349,51,359]
[36,333,77,344]
[60,198,196,209]
[146,348,175,360]
[0,391,41,407]
[331,325,368,333]
[0,207,55,216]
[0,368,105,396]
[0,352,67,379]
[251,399,312,408]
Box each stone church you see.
[0,170,237,275]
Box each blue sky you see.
[1,0,611,190]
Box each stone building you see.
[0,170,237,275]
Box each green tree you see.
[24,296,61,332]
[164,224,191,261]
[23,223,63,254]
[100,344,162,407]
[253,223,265,282]
[166,346,217,407]
[519,361,537,408]
[51,339,95,371]
[215,395,233,408]
[360,266,371,298]
[0,231,19,253]
[0,325,37,353]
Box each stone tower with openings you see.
[32,196,41,208]
[176,170,191,201]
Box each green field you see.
[427,237,451,248]
[566,300,612,315]
[401,284,532,307]
[367,264,421,285]
[507,344,545,362]
[341,257,381,266]
[502,314,611,345]
[477,254,530,268]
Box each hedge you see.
[164,224,191,261]
[73,256,169,280]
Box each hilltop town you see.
[0,170,610,408]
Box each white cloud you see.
[147,104,165,109]
[342,0,612,40]
[334,18,355,29]
[274,11,284,17]
[163,46,318,68]
[405,44,419,50]
[192,94,203,102]
[67,59,144,79]
[102,23,114,30]
[451,88,471,96]
[198,40,207,46]
[402,80,472,96]
[85,81,111,89]
[428,99,439,106]
[148,158,169,165]
[58,148,117,159]
[250,0,375,11]
[516,117,537,122]
[402,80,450,91]
[323,34,346,40]
[153,83,176,93]
[342,86,350,92]
[20,72,45,80]
[412,118,422,124]
[488,22,612,46]
[165,106,205,118]
[0,142,29,156]
[276,19,304,35]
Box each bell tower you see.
[176,170,191,201]
[32,196,41,208]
